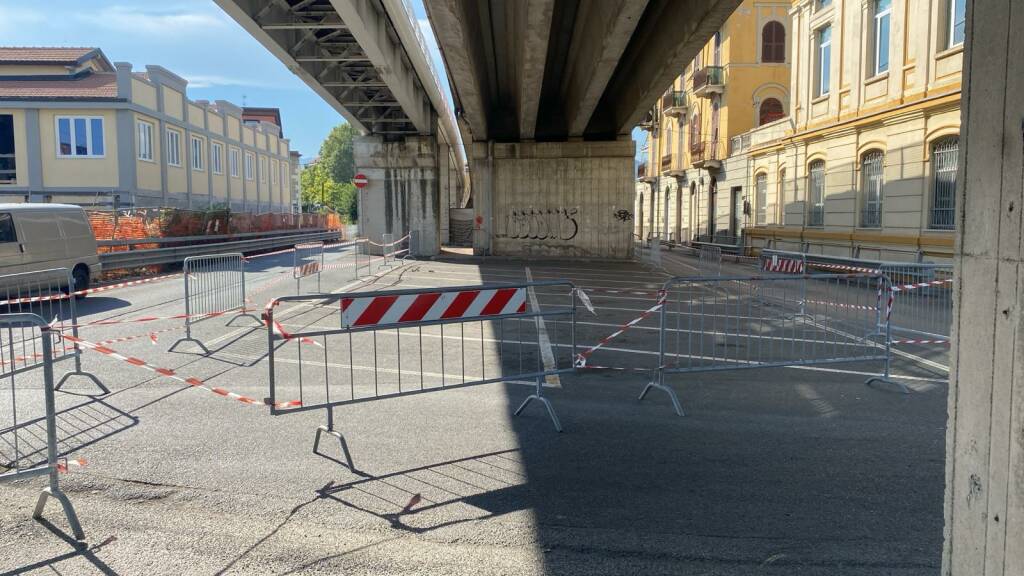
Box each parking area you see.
[0,247,948,575]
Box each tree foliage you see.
[299,161,357,222]
[319,123,357,184]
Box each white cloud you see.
[77,5,228,37]
[183,74,271,89]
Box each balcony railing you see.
[637,163,647,179]
[661,154,673,170]
[662,90,687,117]
[808,205,825,227]
[690,140,722,169]
[692,66,724,97]
[729,134,751,156]
[860,207,882,228]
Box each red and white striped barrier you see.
[890,279,953,292]
[574,290,667,368]
[891,338,950,346]
[63,334,300,409]
[296,262,320,277]
[808,262,881,274]
[762,256,805,274]
[340,287,527,327]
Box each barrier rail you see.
[0,313,85,540]
[878,263,953,346]
[169,253,259,353]
[698,245,722,276]
[263,280,577,466]
[293,241,325,294]
[0,268,104,394]
[639,273,899,415]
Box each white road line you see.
[525,266,560,388]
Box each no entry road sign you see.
[353,173,368,188]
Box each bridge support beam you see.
[470,139,635,259]
[355,135,439,257]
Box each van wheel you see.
[72,266,89,299]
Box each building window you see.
[190,136,204,171]
[212,142,223,175]
[270,159,277,187]
[166,128,181,166]
[930,137,959,229]
[817,0,832,9]
[259,157,267,183]
[815,25,832,97]
[0,115,15,184]
[759,98,785,126]
[713,31,722,66]
[947,0,966,48]
[282,163,288,188]
[689,110,701,151]
[755,173,768,225]
[860,151,884,228]
[871,0,891,76]
[229,148,240,178]
[56,116,104,157]
[244,152,254,181]
[137,120,154,162]
[762,21,786,63]
[808,160,825,226]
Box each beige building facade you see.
[0,47,296,212]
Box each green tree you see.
[300,162,357,221]
[319,123,356,184]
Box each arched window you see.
[930,137,959,229]
[808,160,825,226]
[689,110,702,152]
[755,173,768,225]
[762,21,786,63]
[860,151,884,227]
[759,98,785,126]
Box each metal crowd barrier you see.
[0,313,85,540]
[293,241,325,294]
[878,263,953,346]
[263,280,577,467]
[169,253,259,353]
[640,273,900,415]
[0,268,104,394]
[698,245,722,276]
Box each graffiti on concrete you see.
[614,209,633,222]
[500,207,579,241]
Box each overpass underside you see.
[425,0,740,257]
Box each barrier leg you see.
[513,376,563,432]
[638,369,684,416]
[34,485,85,541]
[226,311,263,327]
[313,406,356,470]
[53,334,108,395]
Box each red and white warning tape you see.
[97,325,184,346]
[803,299,879,312]
[574,290,667,368]
[62,333,300,408]
[68,308,258,329]
[0,272,181,307]
[366,233,411,248]
[891,338,950,346]
[268,319,324,348]
[56,457,88,473]
[890,279,953,292]
[808,262,881,274]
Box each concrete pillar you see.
[354,135,439,256]
[469,139,635,259]
[943,2,1024,574]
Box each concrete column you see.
[354,135,439,256]
[943,2,1024,575]
[470,141,493,255]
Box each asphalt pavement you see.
[0,245,948,575]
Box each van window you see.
[18,212,60,241]
[57,212,93,239]
[0,213,15,243]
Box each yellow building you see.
[636,0,792,244]
[0,47,296,212]
[740,0,964,261]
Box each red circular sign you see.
[353,173,368,188]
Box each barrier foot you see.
[639,381,685,416]
[168,337,210,355]
[314,425,356,470]
[513,394,563,432]
[34,486,85,541]
[54,371,108,396]
[865,375,911,394]
[227,313,263,327]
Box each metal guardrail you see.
[99,230,341,270]
[96,227,337,248]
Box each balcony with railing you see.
[689,139,722,170]
[638,107,657,132]
[662,90,687,118]
[637,162,655,183]
[661,154,673,172]
[692,66,724,98]
[807,205,824,227]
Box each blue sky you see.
[0,0,448,162]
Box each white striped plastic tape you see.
[340,287,527,327]
[762,255,805,274]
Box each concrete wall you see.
[355,135,439,256]
[943,2,1024,574]
[476,140,635,259]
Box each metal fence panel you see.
[640,273,898,415]
[0,313,85,540]
[0,268,104,393]
[699,245,722,276]
[293,241,325,294]
[878,263,953,344]
[169,253,257,353]
[263,280,577,465]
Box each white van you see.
[0,204,101,294]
